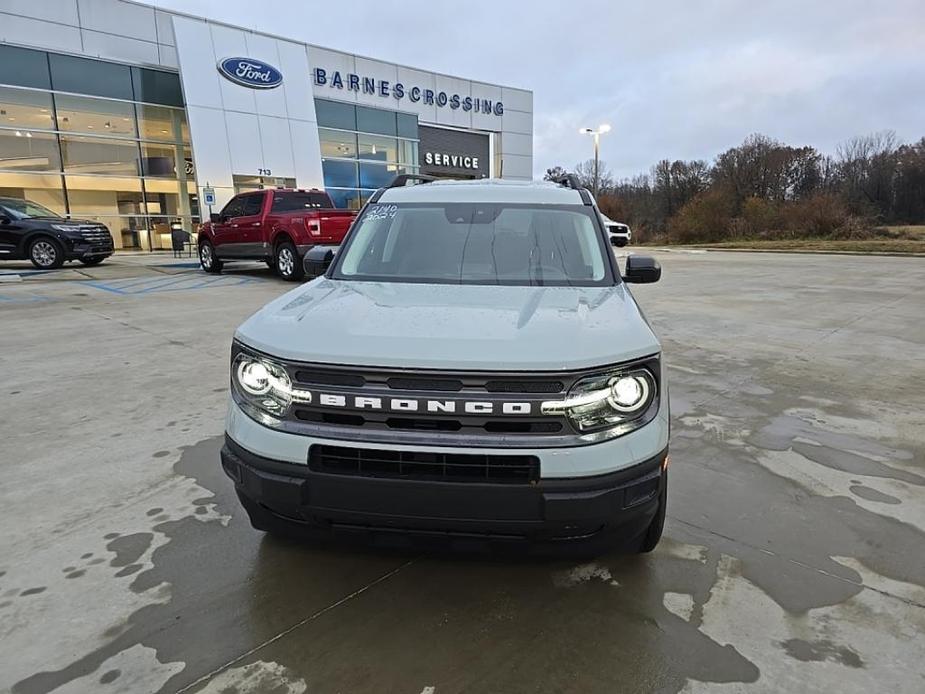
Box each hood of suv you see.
[236,279,660,371]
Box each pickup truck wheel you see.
[275,242,304,282]
[635,475,667,553]
[199,240,223,274]
[29,237,65,269]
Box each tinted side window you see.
[271,193,333,212]
[241,194,265,216]
[220,197,245,218]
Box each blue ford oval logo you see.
[217,57,283,89]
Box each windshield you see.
[0,199,59,219]
[333,203,613,286]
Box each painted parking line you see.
[0,269,55,277]
[0,292,49,303]
[84,274,260,295]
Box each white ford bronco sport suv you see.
[221,174,669,554]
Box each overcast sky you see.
[152,0,925,181]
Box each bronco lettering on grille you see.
[311,393,532,415]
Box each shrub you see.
[782,193,849,236]
[667,189,735,243]
[739,197,780,236]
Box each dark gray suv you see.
[0,197,114,269]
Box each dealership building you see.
[0,0,533,250]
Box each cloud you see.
[152,0,925,179]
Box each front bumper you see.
[64,238,114,260]
[222,434,667,551]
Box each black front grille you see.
[78,226,112,244]
[309,445,540,484]
[485,380,564,393]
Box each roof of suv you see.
[377,179,587,205]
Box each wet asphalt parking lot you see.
[1,250,924,693]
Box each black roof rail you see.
[368,173,436,203]
[388,173,436,188]
[551,173,593,206]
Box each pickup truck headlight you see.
[542,361,659,442]
[231,350,311,422]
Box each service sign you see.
[218,57,283,89]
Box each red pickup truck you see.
[197,188,356,281]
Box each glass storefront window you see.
[0,51,194,250]
[0,129,61,172]
[318,128,357,158]
[60,135,139,176]
[315,100,356,130]
[49,53,135,102]
[326,188,361,210]
[398,140,418,166]
[358,134,397,163]
[0,87,55,131]
[397,112,418,139]
[356,106,396,136]
[144,177,196,217]
[321,159,358,188]
[0,172,66,214]
[140,142,192,177]
[359,162,399,189]
[54,94,137,138]
[0,45,52,90]
[137,104,189,144]
[131,68,184,108]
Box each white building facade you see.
[0,0,533,250]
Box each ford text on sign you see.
[218,58,283,89]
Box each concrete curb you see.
[639,246,925,258]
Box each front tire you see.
[275,241,303,282]
[29,237,65,269]
[199,240,223,274]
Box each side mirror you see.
[209,212,221,223]
[622,255,661,283]
[302,245,337,279]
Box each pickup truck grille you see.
[77,225,113,245]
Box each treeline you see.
[547,131,925,243]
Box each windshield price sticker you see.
[365,204,398,221]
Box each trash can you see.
[170,225,190,258]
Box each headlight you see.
[231,350,310,422]
[51,224,82,233]
[542,363,658,442]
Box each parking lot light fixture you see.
[579,124,611,198]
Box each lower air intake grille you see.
[309,445,539,484]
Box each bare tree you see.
[574,159,614,193]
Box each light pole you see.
[579,124,611,198]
